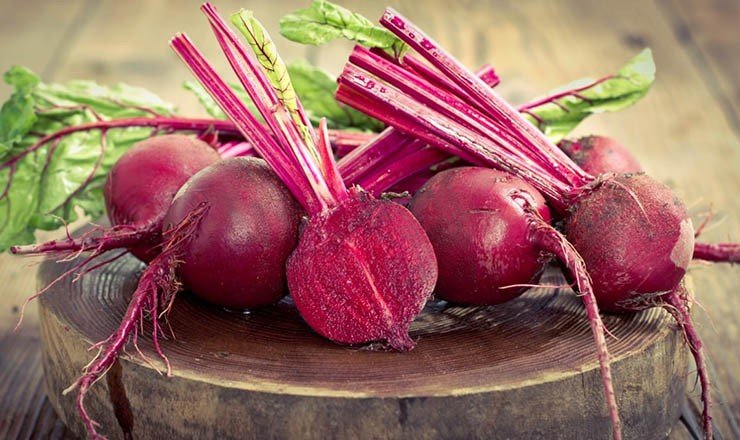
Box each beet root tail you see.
[10,223,156,257]
[65,203,208,439]
[693,242,740,264]
[387,327,415,352]
[664,287,713,440]
[11,223,160,331]
[523,195,622,440]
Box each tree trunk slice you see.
[38,254,688,440]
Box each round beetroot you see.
[163,157,302,309]
[565,173,695,312]
[287,188,437,350]
[409,167,551,305]
[559,135,644,175]
[104,134,219,261]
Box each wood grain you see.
[0,0,738,439]
[40,256,688,440]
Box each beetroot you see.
[289,187,436,349]
[407,166,619,431]
[171,4,437,350]
[104,134,220,261]
[10,134,220,329]
[559,135,738,266]
[565,174,694,312]
[71,157,303,438]
[409,167,550,305]
[11,134,219,261]
[335,10,715,438]
[163,157,302,308]
[558,135,644,175]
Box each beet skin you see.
[409,167,551,305]
[565,173,694,312]
[164,157,302,309]
[104,134,219,261]
[287,188,437,350]
[559,135,644,175]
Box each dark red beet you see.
[104,134,220,261]
[10,134,220,330]
[409,167,551,304]
[559,135,644,175]
[163,157,302,309]
[408,167,622,435]
[566,173,695,312]
[559,136,738,267]
[287,188,437,350]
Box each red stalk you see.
[0,117,238,171]
[380,8,591,189]
[10,223,158,256]
[200,3,341,213]
[339,62,499,195]
[170,33,321,213]
[337,64,571,208]
[355,146,448,196]
[349,47,539,171]
[338,128,420,185]
[693,242,740,263]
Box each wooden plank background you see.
[0,0,737,438]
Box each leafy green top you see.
[521,49,656,143]
[0,66,174,250]
[278,1,654,141]
[279,0,406,57]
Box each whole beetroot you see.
[164,157,302,309]
[565,173,694,312]
[409,167,550,305]
[171,8,438,350]
[559,135,738,265]
[104,134,220,261]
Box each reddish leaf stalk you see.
[170,33,322,213]
[380,8,591,189]
[693,242,740,263]
[10,223,159,256]
[336,64,571,208]
[0,117,238,170]
[336,57,508,193]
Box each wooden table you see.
[0,0,737,438]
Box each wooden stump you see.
[38,253,688,440]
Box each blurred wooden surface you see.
[0,0,737,438]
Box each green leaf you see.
[232,9,314,148]
[522,49,656,143]
[0,66,176,251]
[287,60,383,131]
[279,0,406,57]
[0,67,41,156]
[4,66,40,91]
